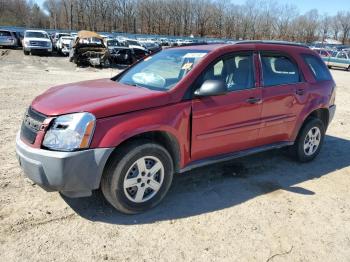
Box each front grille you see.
[20,107,46,144]
[29,41,47,47]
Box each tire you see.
[347,66,350,71]
[23,50,29,55]
[289,118,325,162]
[101,140,174,214]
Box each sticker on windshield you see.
[183,53,207,58]
[182,62,193,70]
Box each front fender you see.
[90,101,192,168]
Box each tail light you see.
[330,85,336,105]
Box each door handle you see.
[296,89,305,95]
[246,97,262,104]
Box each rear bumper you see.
[15,132,113,197]
[0,41,17,47]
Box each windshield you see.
[118,49,208,91]
[107,40,119,46]
[25,32,48,39]
[127,40,140,46]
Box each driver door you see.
[191,52,262,161]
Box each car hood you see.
[31,78,171,118]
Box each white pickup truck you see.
[23,30,52,55]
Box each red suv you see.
[16,41,336,214]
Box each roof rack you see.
[236,40,309,48]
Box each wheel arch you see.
[104,130,182,173]
[293,107,329,141]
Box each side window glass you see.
[213,61,223,76]
[261,55,300,86]
[338,52,347,59]
[302,54,332,82]
[201,54,255,92]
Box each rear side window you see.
[337,52,347,59]
[302,54,332,82]
[0,31,11,36]
[261,54,300,86]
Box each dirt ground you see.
[1,49,350,262]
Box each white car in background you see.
[23,30,52,55]
[125,39,147,51]
[52,32,70,49]
[56,36,74,56]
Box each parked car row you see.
[311,47,350,71]
[0,28,165,66]
[3,27,350,70]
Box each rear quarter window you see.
[302,54,332,82]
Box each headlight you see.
[43,112,95,151]
[24,40,29,46]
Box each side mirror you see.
[194,80,228,97]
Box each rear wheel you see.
[289,118,325,162]
[101,141,174,214]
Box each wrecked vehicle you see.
[69,30,109,67]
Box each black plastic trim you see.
[179,141,294,173]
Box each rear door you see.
[256,51,308,145]
[191,51,263,161]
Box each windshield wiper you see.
[122,82,144,88]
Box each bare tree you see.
[337,11,350,44]
[1,0,349,44]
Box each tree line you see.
[1,0,349,44]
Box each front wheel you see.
[101,141,174,214]
[290,118,325,162]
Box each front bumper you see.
[61,47,71,55]
[24,46,52,53]
[15,133,113,197]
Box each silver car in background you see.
[0,30,18,48]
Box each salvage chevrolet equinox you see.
[16,41,336,214]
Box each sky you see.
[34,0,349,16]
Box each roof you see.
[174,40,309,52]
[175,44,224,51]
[237,40,309,48]
[77,30,103,40]
[24,30,48,33]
